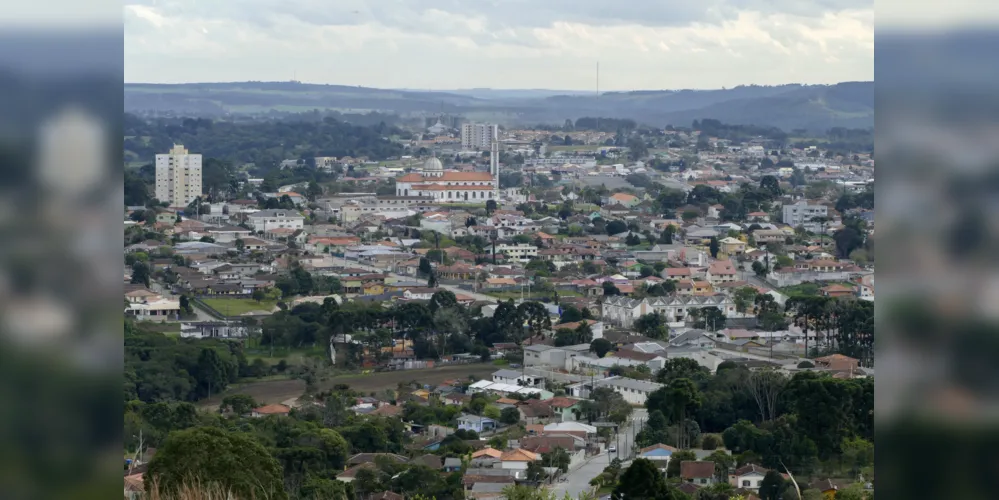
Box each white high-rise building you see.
[461,123,498,150]
[155,144,202,208]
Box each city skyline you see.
[125,0,874,91]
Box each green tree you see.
[612,458,667,500]
[734,287,760,314]
[500,406,521,425]
[647,378,702,448]
[752,260,768,278]
[517,301,552,342]
[633,312,669,339]
[590,338,613,358]
[429,289,458,314]
[665,449,696,479]
[235,238,246,253]
[220,394,257,416]
[196,348,229,399]
[130,261,151,287]
[759,470,788,500]
[541,447,572,473]
[709,237,720,258]
[300,475,353,500]
[486,199,498,215]
[146,427,287,500]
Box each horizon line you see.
[123,80,873,93]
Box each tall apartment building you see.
[155,144,202,208]
[461,123,498,150]
[782,200,829,231]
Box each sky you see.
[124,0,875,91]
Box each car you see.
[607,445,617,453]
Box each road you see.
[549,408,648,499]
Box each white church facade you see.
[395,155,497,203]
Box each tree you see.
[252,288,266,303]
[518,301,552,341]
[759,470,788,500]
[130,262,151,287]
[627,137,649,160]
[612,458,667,500]
[734,287,760,314]
[418,257,433,277]
[602,281,621,296]
[755,294,787,339]
[146,427,287,500]
[235,238,246,253]
[220,394,257,416]
[590,338,613,358]
[541,447,572,473]
[709,237,720,258]
[486,199,498,215]
[560,306,583,323]
[500,406,521,425]
[752,260,768,278]
[665,449,696,479]
[429,290,458,314]
[759,175,782,198]
[701,434,722,450]
[606,220,628,235]
[196,348,228,399]
[660,224,677,244]
[744,369,786,423]
[639,265,656,278]
[633,312,669,339]
[690,306,726,331]
[647,378,701,448]
[705,450,735,483]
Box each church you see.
[395,155,497,203]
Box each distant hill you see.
[125,81,873,132]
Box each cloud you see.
[124,0,873,90]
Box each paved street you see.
[549,409,648,499]
[550,452,608,499]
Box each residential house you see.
[718,237,746,256]
[457,413,498,434]
[637,444,676,469]
[251,404,291,417]
[680,461,717,486]
[706,260,738,285]
[729,464,769,491]
[820,284,855,298]
[814,354,861,373]
[499,448,539,478]
[546,397,584,422]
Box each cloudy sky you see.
[124,0,873,91]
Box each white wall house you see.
[246,209,305,232]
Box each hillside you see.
[125,81,873,132]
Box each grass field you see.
[201,298,278,316]
[135,321,181,336]
[200,363,498,409]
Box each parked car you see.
[607,445,617,453]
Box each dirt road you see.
[201,363,497,409]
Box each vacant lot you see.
[201,298,277,316]
[200,363,497,409]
